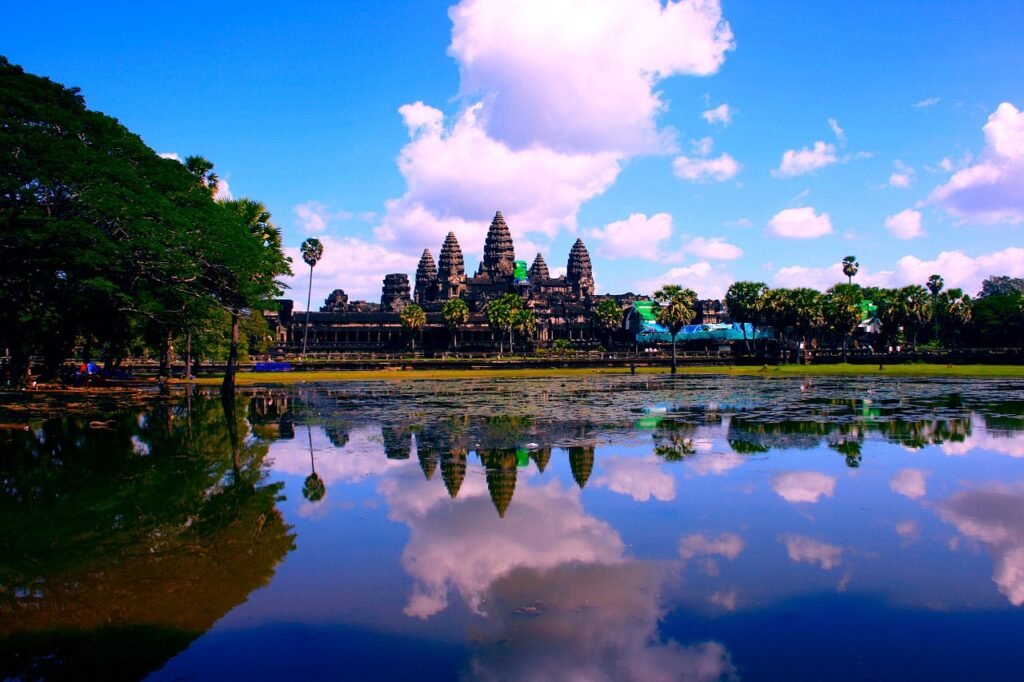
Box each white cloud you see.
[213,176,232,201]
[691,136,714,156]
[890,468,929,499]
[701,103,732,126]
[293,201,354,235]
[942,426,1024,458]
[449,0,735,154]
[772,472,837,504]
[635,261,735,299]
[939,483,1024,605]
[589,212,673,260]
[766,206,833,239]
[781,535,843,570]
[673,153,740,182]
[594,454,676,502]
[929,102,1024,224]
[885,209,925,240]
[679,532,744,560]
[158,151,182,162]
[772,141,838,177]
[771,246,1024,295]
[684,236,742,260]
[724,217,752,228]
[828,117,846,146]
[282,234,418,308]
[889,160,916,188]
[685,452,745,476]
[377,102,622,251]
[709,589,738,611]
[915,97,941,109]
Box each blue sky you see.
[4,0,1022,307]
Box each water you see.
[3,375,1024,680]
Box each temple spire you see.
[528,253,550,282]
[478,211,515,278]
[414,249,438,304]
[438,231,466,299]
[567,238,594,299]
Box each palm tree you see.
[300,238,324,356]
[725,281,767,353]
[900,284,930,350]
[512,307,536,354]
[652,285,697,373]
[485,294,522,354]
[927,274,944,342]
[441,298,469,349]
[842,256,859,285]
[824,283,862,362]
[184,155,219,195]
[400,303,426,351]
[593,299,622,349]
[303,425,326,502]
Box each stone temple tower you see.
[414,249,437,305]
[381,273,411,312]
[567,238,595,299]
[438,231,466,300]
[528,253,549,282]
[477,211,516,278]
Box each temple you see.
[266,210,725,352]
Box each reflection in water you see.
[939,483,1024,606]
[0,394,295,680]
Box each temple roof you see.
[529,253,550,282]
[479,211,515,277]
[439,232,465,277]
[567,238,593,282]
[416,249,437,281]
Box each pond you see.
[3,374,1024,680]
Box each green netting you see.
[513,260,528,281]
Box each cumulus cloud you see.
[941,425,1024,458]
[938,483,1024,605]
[472,563,737,681]
[635,261,735,299]
[158,151,182,162]
[213,176,232,201]
[772,141,838,177]
[780,534,844,569]
[772,472,837,504]
[885,208,925,239]
[593,454,676,502]
[679,532,745,560]
[281,234,418,307]
[684,236,742,260]
[701,103,732,126]
[293,201,354,235]
[685,452,745,476]
[766,206,833,239]
[890,468,929,499]
[673,153,740,182]
[449,0,734,154]
[589,212,673,260]
[929,102,1024,224]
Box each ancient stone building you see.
[266,209,729,353]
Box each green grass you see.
[188,362,1024,385]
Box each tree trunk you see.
[671,339,678,374]
[509,328,514,355]
[184,331,192,380]
[303,265,314,356]
[158,331,172,379]
[222,311,239,398]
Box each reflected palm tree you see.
[303,426,326,503]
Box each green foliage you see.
[400,303,427,350]
[552,338,574,356]
[593,299,622,332]
[842,255,859,284]
[441,298,469,329]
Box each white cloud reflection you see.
[772,471,837,503]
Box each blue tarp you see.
[253,362,294,372]
[635,322,772,344]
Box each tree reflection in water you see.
[0,393,295,681]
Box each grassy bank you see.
[188,362,1024,385]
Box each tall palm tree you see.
[303,425,326,502]
[842,256,859,285]
[441,298,469,349]
[927,274,944,342]
[725,281,767,353]
[300,238,324,356]
[653,285,697,374]
[400,303,427,351]
[593,298,622,349]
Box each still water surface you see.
[4,375,1024,680]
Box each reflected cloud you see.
[890,468,929,499]
[270,426,401,484]
[938,483,1024,605]
[679,532,745,561]
[894,520,920,539]
[469,562,738,682]
[942,429,1024,458]
[685,452,746,476]
[709,589,739,611]
[594,454,676,501]
[772,472,837,503]
[380,472,625,619]
[781,534,843,569]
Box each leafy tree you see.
[725,281,767,352]
[967,292,1024,348]
[824,284,862,362]
[938,288,971,347]
[900,284,930,349]
[300,238,324,356]
[512,306,536,353]
[842,255,859,285]
[441,298,469,349]
[209,198,292,395]
[593,298,622,348]
[979,275,1024,298]
[400,303,426,350]
[485,293,525,354]
[652,285,697,373]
